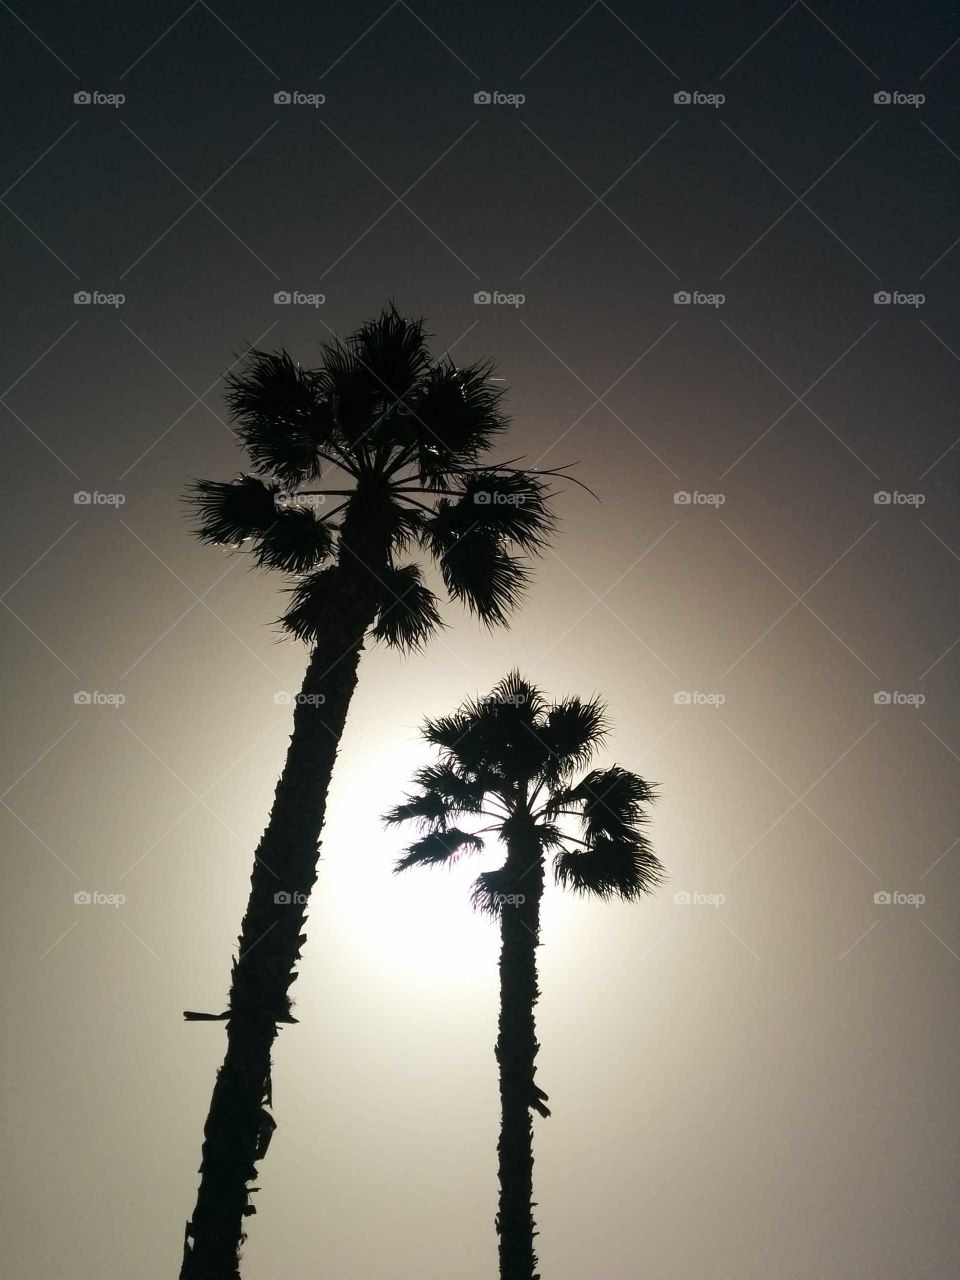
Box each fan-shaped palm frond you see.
[348,305,431,400]
[253,508,336,573]
[554,832,663,901]
[225,351,334,483]
[188,475,278,546]
[278,567,338,643]
[538,697,608,782]
[406,360,507,476]
[371,563,443,651]
[394,828,485,872]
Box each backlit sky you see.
[2,2,959,1277]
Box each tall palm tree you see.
[180,310,559,1279]
[385,673,663,1280]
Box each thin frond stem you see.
[492,460,601,502]
[393,485,457,498]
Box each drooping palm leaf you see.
[254,507,336,573]
[371,562,444,651]
[394,828,485,872]
[554,832,663,900]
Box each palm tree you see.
[180,309,560,1279]
[385,672,663,1280]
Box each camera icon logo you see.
[874,691,892,704]
[74,890,92,904]
[274,90,291,104]
[73,491,92,505]
[74,291,91,304]
[273,691,292,704]
[874,890,892,904]
[673,691,692,704]
[673,491,692,504]
[273,290,291,304]
[74,690,92,704]
[74,90,91,104]
[474,91,491,104]
[673,890,692,904]
[873,491,891,505]
[473,290,492,304]
[274,891,292,904]
[474,491,492,504]
[674,90,691,104]
[874,91,891,105]
[874,291,891,304]
[673,290,691,304]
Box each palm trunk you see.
[180,501,389,1280]
[495,821,547,1280]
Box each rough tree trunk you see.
[495,820,547,1280]
[180,500,389,1280]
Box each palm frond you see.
[253,508,336,573]
[470,866,519,917]
[407,360,507,477]
[279,566,338,643]
[371,562,444,651]
[188,475,278,546]
[382,790,455,831]
[394,828,485,873]
[421,711,474,755]
[225,350,332,483]
[411,763,486,814]
[448,470,556,552]
[560,766,656,841]
[427,515,531,626]
[538,696,608,782]
[554,833,664,901]
[349,306,431,400]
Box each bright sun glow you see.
[322,738,503,983]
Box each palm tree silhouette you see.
[385,672,663,1280]
[181,310,560,1278]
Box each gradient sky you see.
[2,2,959,1277]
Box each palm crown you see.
[386,671,663,910]
[189,307,560,647]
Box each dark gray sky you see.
[2,2,959,1278]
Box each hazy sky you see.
[2,2,959,1277]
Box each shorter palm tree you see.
[385,672,663,1280]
